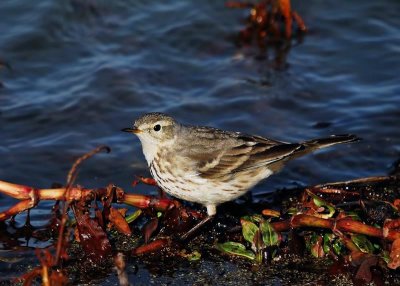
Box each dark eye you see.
[153,124,161,131]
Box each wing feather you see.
[195,138,302,179]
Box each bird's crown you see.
[134,112,176,128]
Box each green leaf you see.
[186,250,201,261]
[332,239,344,255]
[260,220,279,246]
[241,219,259,245]
[271,248,278,259]
[345,211,361,221]
[125,209,142,224]
[323,233,334,254]
[241,214,262,224]
[216,242,255,260]
[286,207,298,215]
[382,250,390,264]
[351,234,374,253]
[306,190,336,218]
[373,243,381,251]
[310,235,324,258]
[255,248,263,264]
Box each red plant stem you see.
[271,214,400,242]
[271,220,291,232]
[262,208,281,217]
[0,180,90,201]
[136,176,158,186]
[122,194,174,211]
[55,146,110,264]
[292,11,307,31]
[54,215,69,264]
[0,199,33,221]
[15,267,42,285]
[42,265,50,286]
[0,180,38,200]
[122,194,151,209]
[386,231,400,241]
[340,235,361,253]
[132,238,170,255]
[278,0,292,38]
[39,187,90,200]
[385,218,400,230]
[291,214,334,229]
[0,180,174,209]
[336,219,382,238]
[308,187,360,198]
[0,179,175,221]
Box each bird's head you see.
[122,113,177,160]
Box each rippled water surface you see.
[0,0,399,283]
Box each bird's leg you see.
[180,204,216,241]
[180,215,215,241]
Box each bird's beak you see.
[121,127,142,134]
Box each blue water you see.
[0,0,399,283]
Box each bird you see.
[122,112,358,237]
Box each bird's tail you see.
[298,134,360,155]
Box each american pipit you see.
[123,112,358,236]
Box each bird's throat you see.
[139,139,159,165]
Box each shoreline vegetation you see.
[0,146,399,284]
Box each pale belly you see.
[149,160,273,207]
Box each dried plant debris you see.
[227,0,307,69]
[226,0,306,42]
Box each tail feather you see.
[258,134,359,174]
[303,134,359,148]
[300,134,360,154]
